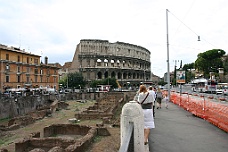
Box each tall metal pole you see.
[166,9,171,101]
[67,74,69,88]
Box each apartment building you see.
[0,44,59,92]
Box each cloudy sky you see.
[0,0,227,77]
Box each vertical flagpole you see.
[166,9,171,101]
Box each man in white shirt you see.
[148,86,156,117]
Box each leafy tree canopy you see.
[182,62,194,71]
[90,78,118,89]
[195,49,225,77]
[59,72,86,89]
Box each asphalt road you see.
[147,102,228,152]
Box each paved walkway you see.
[147,102,228,152]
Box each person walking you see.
[137,85,155,145]
[164,92,169,109]
[148,86,156,117]
[156,88,163,109]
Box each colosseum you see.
[69,39,151,89]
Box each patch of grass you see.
[93,135,102,143]
[0,117,10,124]
[0,134,19,147]
[78,119,102,126]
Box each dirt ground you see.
[0,100,121,152]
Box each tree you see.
[68,72,86,89]
[222,56,228,74]
[195,49,225,78]
[158,80,167,86]
[59,72,86,89]
[182,63,195,82]
[90,78,118,89]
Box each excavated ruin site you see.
[0,91,135,151]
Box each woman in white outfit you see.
[137,85,155,145]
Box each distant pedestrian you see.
[164,93,169,109]
[156,88,163,109]
[137,85,155,145]
[148,86,156,117]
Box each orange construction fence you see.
[170,92,228,133]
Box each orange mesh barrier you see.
[171,92,228,133]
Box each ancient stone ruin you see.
[75,92,125,121]
[0,91,136,151]
[15,124,110,152]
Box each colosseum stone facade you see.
[69,39,151,89]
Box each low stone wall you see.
[43,124,92,137]
[14,124,111,152]
[15,137,77,152]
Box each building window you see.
[34,59,38,65]
[123,61,125,67]
[26,67,30,73]
[104,59,108,67]
[111,59,114,67]
[40,69,43,75]
[118,72,121,79]
[26,76,30,83]
[47,78,49,82]
[97,72,102,79]
[123,73,127,79]
[5,64,10,70]
[54,77,56,83]
[87,59,90,67]
[97,59,101,66]
[17,66,20,73]
[27,57,29,63]
[40,77,43,82]
[6,54,9,60]
[17,75,20,83]
[6,75,9,82]
[35,76,38,82]
[17,56,20,62]
[35,68,38,74]
[117,60,120,67]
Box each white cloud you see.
[0,0,228,77]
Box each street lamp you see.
[166,9,171,101]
